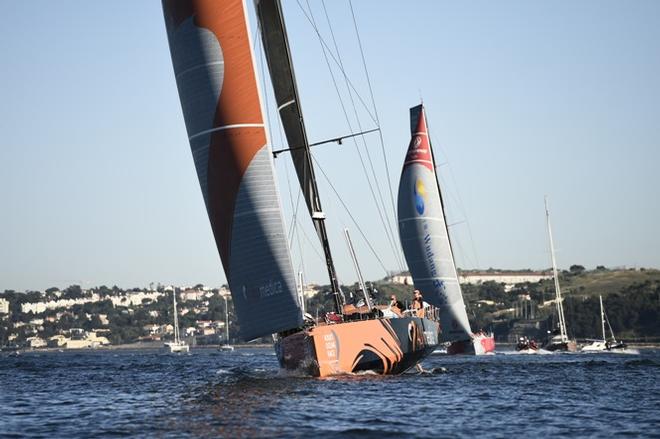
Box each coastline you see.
[4,342,658,354]
[2,342,274,353]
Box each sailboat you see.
[163,288,189,353]
[581,295,628,352]
[161,0,439,377]
[542,197,577,352]
[397,104,495,355]
[219,294,234,352]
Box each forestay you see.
[397,105,472,342]
[255,0,342,303]
[162,0,302,340]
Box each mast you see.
[344,228,372,309]
[545,197,568,342]
[297,271,306,316]
[224,295,230,344]
[604,310,617,343]
[255,0,343,313]
[173,288,180,344]
[599,295,606,342]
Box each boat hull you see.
[582,340,628,352]
[447,333,496,355]
[275,317,439,377]
[543,340,577,352]
[163,342,189,353]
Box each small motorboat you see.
[219,344,235,352]
[516,336,539,353]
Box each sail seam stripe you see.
[400,236,450,242]
[234,207,280,218]
[404,159,433,164]
[413,277,459,282]
[176,61,225,79]
[189,124,264,140]
[398,217,444,224]
[278,99,296,111]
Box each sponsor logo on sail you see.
[414,178,426,215]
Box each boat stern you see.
[276,317,439,377]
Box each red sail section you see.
[403,108,433,172]
[163,0,266,270]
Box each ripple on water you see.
[1,348,659,437]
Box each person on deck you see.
[412,289,425,318]
[389,294,404,317]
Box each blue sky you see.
[1,1,659,291]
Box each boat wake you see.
[581,349,641,356]
[499,349,554,355]
[417,366,448,375]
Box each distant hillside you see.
[554,268,660,298]
[380,268,660,341]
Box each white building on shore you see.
[390,271,552,292]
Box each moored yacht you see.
[219,295,234,352]
[582,295,629,353]
[541,198,577,352]
[163,288,189,354]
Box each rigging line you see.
[278,117,301,252]
[257,21,311,272]
[257,24,277,160]
[284,158,302,250]
[288,183,302,249]
[272,127,380,156]
[293,0,377,125]
[296,212,326,264]
[294,194,307,284]
[287,164,324,265]
[320,0,404,272]
[312,155,390,276]
[426,107,482,269]
[348,0,400,258]
[305,0,403,272]
[445,161,481,269]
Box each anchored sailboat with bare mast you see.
[581,295,629,352]
[164,288,189,353]
[542,197,577,352]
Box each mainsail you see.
[397,105,472,342]
[162,0,302,340]
[255,0,343,309]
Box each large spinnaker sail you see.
[397,105,472,342]
[254,0,342,304]
[162,0,302,340]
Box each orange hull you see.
[275,317,440,377]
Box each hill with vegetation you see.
[1,267,658,348]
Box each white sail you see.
[397,105,472,342]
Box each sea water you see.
[1,348,658,438]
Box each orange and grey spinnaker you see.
[162,0,301,340]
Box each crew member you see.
[413,289,425,318]
[389,294,404,316]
